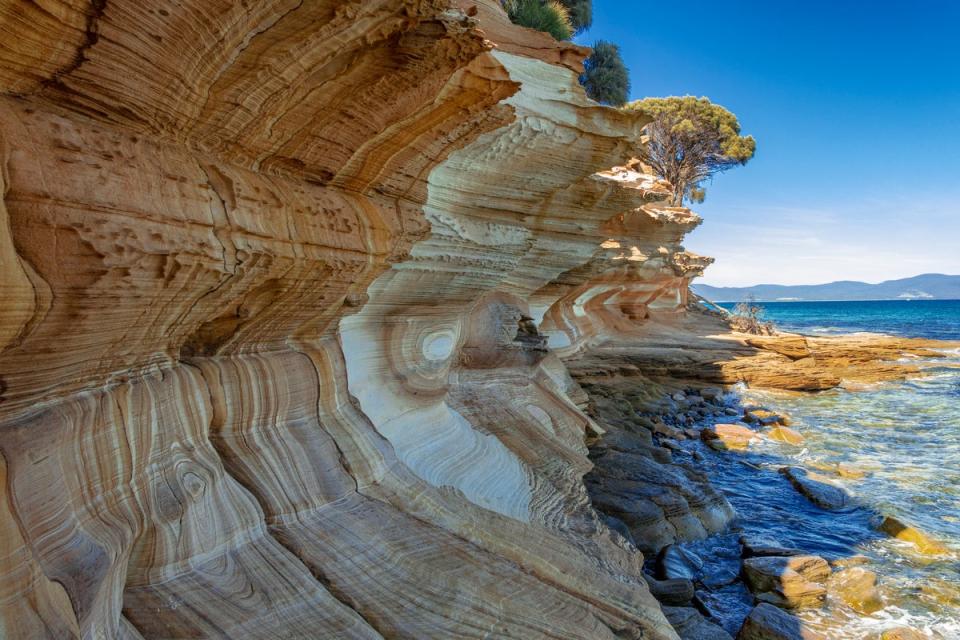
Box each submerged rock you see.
[829,555,870,569]
[739,534,802,558]
[742,555,831,610]
[876,515,950,554]
[826,567,883,614]
[779,467,851,510]
[880,628,926,640]
[736,603,827,640]
[765,426,804,446]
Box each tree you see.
[503,0,573,41]
[580,41,630,106]
[625,96,756,205]
[556,0,592,33]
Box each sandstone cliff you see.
[0,2,722,638]
[1,2,941,639]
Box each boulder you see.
[657,545,704,581]
[701,423,760,451]
[765,426,804,446]
[743,408,791,426]
[736,603,827,640]
[663,606,734,640]
[599,429,653,453]
[826,567,883,614]
[661,439,683,452]
[694,584,755,636]
[700,387,723,401]
[701,566,740,589]
[779,467,850,510]
[653,420,685,440]
[651,446,673,464]
[742,555,830,609]
[877,515,950,554]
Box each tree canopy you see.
[579,41,630,106]
[625,96,756,205]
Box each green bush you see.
[579,41,630,106]
[556,0,592,34]
[504,0,573,41]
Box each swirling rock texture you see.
[2,1,942,639]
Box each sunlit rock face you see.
[0,1,718,638]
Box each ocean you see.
[707,299,960,636]
[715,299,960,341]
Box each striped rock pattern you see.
[0,1,712,638]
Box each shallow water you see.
[688,351,960,637]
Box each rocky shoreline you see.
[571,319,959,639]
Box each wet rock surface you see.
[825,566,883,614]
[876,515,950,555]
[779,467,851,510]
[742,555,831,610]
[880,628,927,640]
[657,545,705,581]
[575,376,959,640]
[643,574,696,606]
[663,606,734,640]
[740,535,803,558]
[736,603,827,640]
[701,423,761,451]
[765,426,804,446]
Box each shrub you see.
[624,96,756,205]
[729,297,775,335]
[504,0,573,41]
[579,40,630,106]
[556,0,592,34]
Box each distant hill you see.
[693,273,960,302]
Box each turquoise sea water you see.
[716,299,960,340]
[704,300,960,636]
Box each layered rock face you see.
[0,2,729,639]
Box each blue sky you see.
[577,1,960,286]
